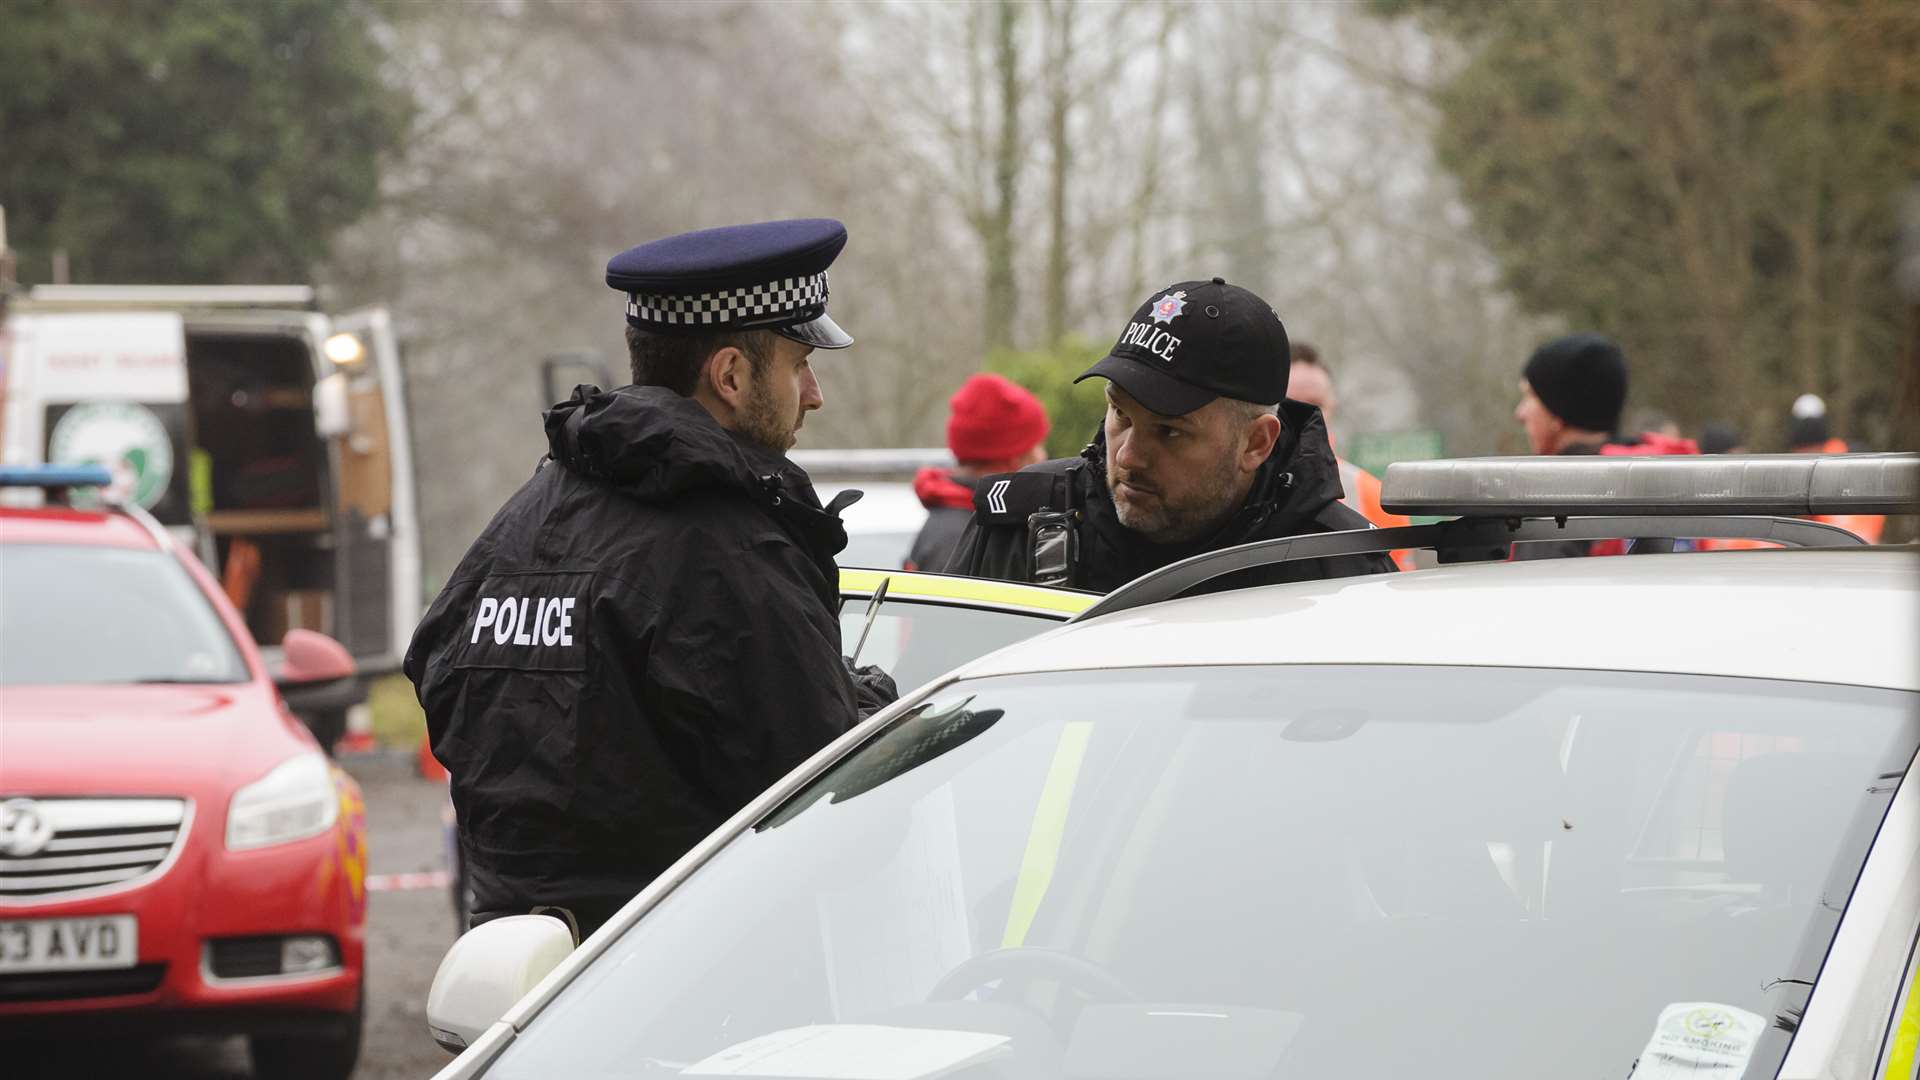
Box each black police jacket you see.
[405,385,895,915]
[907,505,971,572]
[943,401,1395,591]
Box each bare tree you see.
[982,0,1024,350]
[325,0,1572,577]
[328,0,871,577]
[1040,0,1074,345]
[1185,12,1282,290]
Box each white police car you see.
[423,454,1919,1080]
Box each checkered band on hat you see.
[626,271,831,327]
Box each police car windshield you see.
[487,666,1917,1080]
[0,544,248,686]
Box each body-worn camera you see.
[1028,509,1079,587]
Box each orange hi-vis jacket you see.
[1807,439,1886,542]
[1698,440,1884,548]
[1338,459,1414,571]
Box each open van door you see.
[321,306,421,673]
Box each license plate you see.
[0,916,138,973]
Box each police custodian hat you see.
[1077,277,1290,416]
[606,218,854,349]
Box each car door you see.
[837,571,1088,695]
[321,306,420,672]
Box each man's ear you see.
[1242,411,1282,470]
[701,346,751,410]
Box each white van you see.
[0,286,421,734]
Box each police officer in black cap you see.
[946,278,1394,590]
[406,218,896,940]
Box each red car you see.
[0,467,367,1079]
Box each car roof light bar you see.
[0,464,171,548]
[1073,515,1865,624]
[1381,453,1917,518]
[0,464,114,489]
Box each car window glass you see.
[487,666,1917,1080]
[837,530,917,570]
[839,598,1059,692]
[0,544,248,685]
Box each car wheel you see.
[249,991,363,1080]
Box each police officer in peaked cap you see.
[946,277,1395,591]
[406,219,897,941]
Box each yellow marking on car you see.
[839,569,1093,616]
[331,770,369,919]
[1888,939,1919,1080]
[1001,721,1093,948]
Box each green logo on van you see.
[47,402,174,510]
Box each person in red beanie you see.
[906,373,1050,571]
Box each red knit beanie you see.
[947,373,1050,464]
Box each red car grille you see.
[0,798,188,901]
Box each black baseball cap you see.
[1076,277,1291,416]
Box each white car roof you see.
[819,481,928,533]
[961,548,1920,691]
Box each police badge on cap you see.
[606,218,854,349]
[1076,277,1290,416]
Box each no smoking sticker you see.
[1629,1002,1764,1079]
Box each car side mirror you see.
[276,629,356,688]
[274,630,358,753]
[427,915,575,1053]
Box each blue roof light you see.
[0,465,116,490]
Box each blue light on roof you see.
[0,464,116,489]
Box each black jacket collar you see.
[542,385,848,565]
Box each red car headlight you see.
[225,753,339,850]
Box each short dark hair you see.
[1289,341,1322,367]
[625,325,776,394]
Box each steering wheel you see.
[926,947,1136,1004]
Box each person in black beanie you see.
[1512,333,1631,560]
[1513,332,1628,455]
[1699,423,1746,455]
